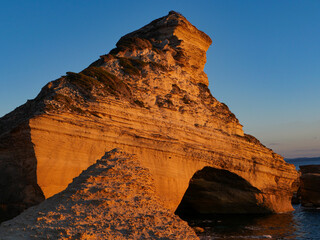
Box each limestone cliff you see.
[0,149,198,239]
[0,11,298,219]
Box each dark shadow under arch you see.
[175,167,271,217]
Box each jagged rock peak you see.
[109,10,212,85]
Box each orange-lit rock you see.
[0,11,298,219]
[0,149,198,239]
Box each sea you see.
[185,158,320,240]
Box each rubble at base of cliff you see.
[0,149,198,240]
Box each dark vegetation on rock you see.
[67,67,132,99]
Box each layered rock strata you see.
[0,149,198,239]
[0,11,298,218]
[300,165,320,207]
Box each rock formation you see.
[0,149,198,239]
[299,165,320,207]
[0,11,298,220]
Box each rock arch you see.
[175,166,271,217]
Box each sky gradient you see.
[1,1,319,158]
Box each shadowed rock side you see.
[300,165,320,207]
[0,149,198,239]
[0,11,298,218]
[176,167,267,216]
[0,122,44,222]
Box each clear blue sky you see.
[1,0,319,158]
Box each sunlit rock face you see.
[0,149,198,239]
[113,10,212,86]
[300,165,320,207]
[0,11,298,219]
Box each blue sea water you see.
[286,158,320,170]
[187,159,320,239]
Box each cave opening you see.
[175,166,270,219]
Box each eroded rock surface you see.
[0,11,298,218]
[300,165,320,207]
[176,167,268,215]
[0,149,198,239]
